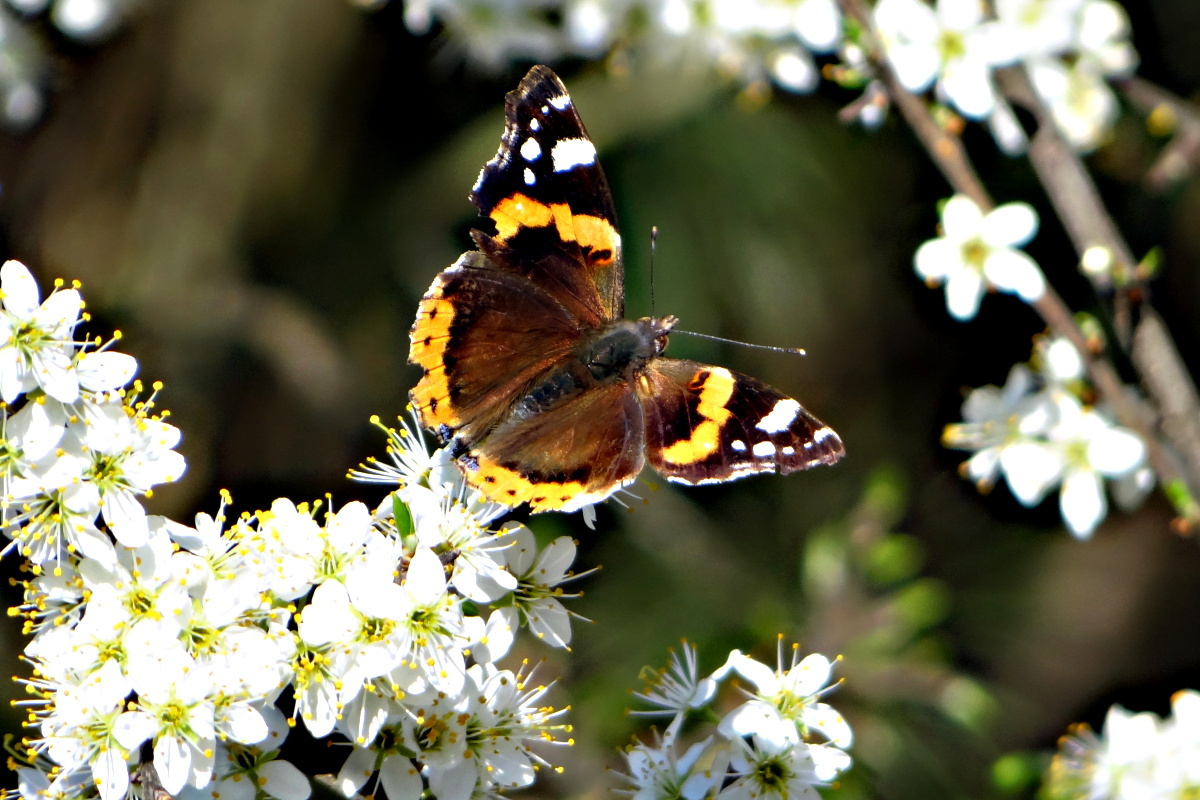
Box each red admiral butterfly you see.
[409,66,844,513]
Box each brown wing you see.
[469,65,623,325]
[408,251,583,450]
[639,358,844,485]
[457,381,645,513]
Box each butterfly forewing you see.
[470,65,624,322]
[640,359,844,485]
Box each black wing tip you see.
[780,424,845,474]
[518,64,562,88]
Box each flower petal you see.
[983,248,1046,301]
[1000,441,1063,505]
[891,44,940,93]
[941,195,984,238]
[380,754,423,800]
[940,61,996,119]
[937,0,982,30]
[982,203,1038,247]
[795,0,841,51]
[1,260,40,317]
[944,269,986,321]
[914,238,961,282]
[1060,466,1106,538]
[259,760,312,800]
[1087,426,1145,476]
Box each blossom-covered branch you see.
[1,260,585,800]
[836,0,1200,532]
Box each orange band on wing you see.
[408,285,462,429]
[659,367,735,465]
[491,194,555,240]
[570,214,619,263]
[490,194,618,262]
[470,455,587,512]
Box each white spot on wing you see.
[548,94,571,110]
[529,118,540,131]
[731,440,746,452]
[782,446,795,455]
[814,427,836,443]
[752,441,776,457]
[520,137,541,162]
[552,138,597,172]
[524,168,536,185]
[756,398,801,433]
[540,104,549,114]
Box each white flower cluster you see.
[873,0,1137,150]
[621,640,853,800]
[379,0,1137,150]
[393,0,845,96]
[1046,690,1200,799]
[942,334,1152,538]
[5,263,577,800]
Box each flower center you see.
[754,753,790,790]
[961,237,988,269]
[938,29,966,63]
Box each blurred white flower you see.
[1051,704,1167,799]
[993,0,1083,60]
[942,364,1056,492]
[1024,0,1138,151]
[1036,335,1086,385]
[915,195,1046,320]
[874,0,1017,119]
[1047,393,1146,538]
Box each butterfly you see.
[409,65,844,513]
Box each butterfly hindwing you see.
[457,381,646,513]
[640,358,844,485]
[470,65,623,323]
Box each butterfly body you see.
[409,66,844,513]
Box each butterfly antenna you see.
[649,225,658,318]
[674,329,807,356]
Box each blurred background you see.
[1,1,1200,797]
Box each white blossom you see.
[874,0,1017,119]
[0,260,82,404]
[915,194,1046,320]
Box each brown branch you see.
[836,0,1200,527]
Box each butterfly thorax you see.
[511,315,676,422]
[582,315,677,382]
